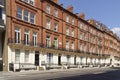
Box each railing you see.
[8,38,39,47]
[7,38,111,57]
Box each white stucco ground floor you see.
[3,46,120,72]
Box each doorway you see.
[58,54,61,65]
[74,56,76,65]
[35,51,39,66]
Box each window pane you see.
[15,49,20,63]
[23,0,28,3]
[24,30,29,45]
[46,5,50,14]
[30,13,35,24]
[17,7,22,19]
[15,28,20,43]
[54,8,58,17]
[46,19,51,29]
[30,0,34,5]
[25,50,29,63]
[46,36,51,47]
[47,53,53,64]
[33,32,37,46]
[54,23,58,31]
[24,10,29,21]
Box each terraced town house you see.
[1,0,120,71]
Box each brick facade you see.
[2,0,120,71]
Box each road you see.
[0,67,120,80]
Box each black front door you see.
[58,54,61,65]
[35,51,39,66]
[74,56,76,65]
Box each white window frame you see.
[23,0,29,3]
[24,30,29,45]
[72,18,74,25]
[17,7,22,20]
[30,13,35,24]
[54,37,58,49]
[23,0,34,6]
[66,41,69,51]
[46,19,51,29]
[71,42,74,50]
[71,29,74,37]
[84,25,86,30]
[54,22,58,31]
[54,8,58,17]
[80,23,82,29]
[33,32,37,47]
[46,4,50,14]
[67,55,70,64]
[15,49,20,63]
[84,45,86,53]
[46,36,51,48]
[25,50,29,63]
[80,57,83,64]
[66,27,69,36]
[66,15,69,22]
[80,44,82,51]
[15,28,21,43]
[80,33,82,40]
[47,53,53,64]
[30,0,34,5]
[24,10,29,22]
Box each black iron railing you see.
[7,38,110,57]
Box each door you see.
[58,54,61,65]
[74,56,76,65]
[35,51,39,66]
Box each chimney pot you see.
[66,5,73,12]
[52,0,58,4]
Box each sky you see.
[59,0,120,37]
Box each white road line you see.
[93,72,104,74]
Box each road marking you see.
[93,72,104,74]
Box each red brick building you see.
[2,0,120,71]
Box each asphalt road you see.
[0,67,120,80]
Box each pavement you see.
[0,67,120,80]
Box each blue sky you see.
[59,0,120,37]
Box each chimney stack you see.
[66,5,73,12]
[79,13,85,19]
[53,0,58,4]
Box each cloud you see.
[111,27,120,37]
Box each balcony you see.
[8,38,102,58]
